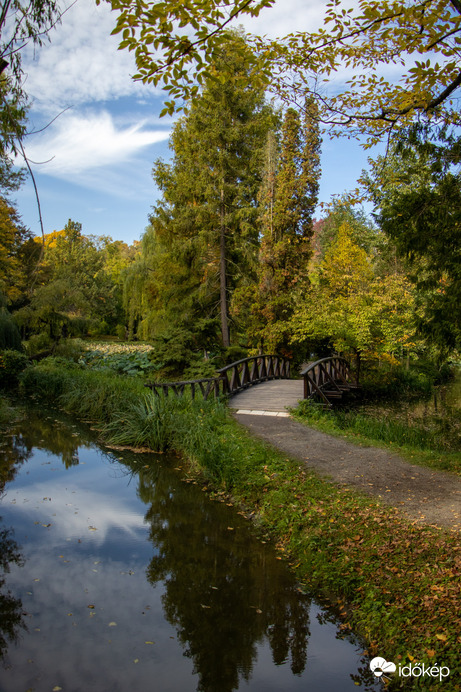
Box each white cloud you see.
[21,0,346,115]
[22,0,149,112]
[239,0,328,37]
[22,110,170,179]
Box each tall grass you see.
[101,392,186,452]
[19,360,266,486]
[21,361,145,421]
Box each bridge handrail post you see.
[300,356,353,404]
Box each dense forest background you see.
[1,21,460,383]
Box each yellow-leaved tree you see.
[290,224,417,380]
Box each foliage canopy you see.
[105,0,461,141]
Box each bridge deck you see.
[229,379,303,416]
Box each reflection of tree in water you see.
[2,409,97,470]
[0,521,26,665]
[136,466,310,692]
[0,430,32,493]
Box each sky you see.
[13,0,386,246]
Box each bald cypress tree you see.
[251,99,321,352]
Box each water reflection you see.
[135,465,310,691]
[0,521,26,664]
[0,430,32,490]
[0,408,381,691]
[0,410,95,471]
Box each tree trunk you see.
[220,188,230,347]
[355,349,361,385]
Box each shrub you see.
[115,324,126,340]
[360,363,434,400]
[0,310,22,351]
[221,345,248,365]
[23,332,53,357]
[0,350,29,386]
[54,338,88,362]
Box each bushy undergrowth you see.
[0,350,29,387]
[359,363,437,400]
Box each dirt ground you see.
[234,413,461,531]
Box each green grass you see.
[18,361,461,690]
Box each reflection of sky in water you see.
[0,418,382,692]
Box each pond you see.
[0,407,381,692]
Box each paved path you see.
[234,411,461,531]
[229,379,304,416]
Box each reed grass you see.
[21,361,145,422]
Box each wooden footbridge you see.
[145,354,358,412]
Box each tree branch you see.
[425,71,461,111]
[144,0,259,78]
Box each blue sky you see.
[14,0,385,246]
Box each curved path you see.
[230,381,461,531]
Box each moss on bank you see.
[18,362,461,690]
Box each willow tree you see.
[145,32,277,348]
[0,0,63,167]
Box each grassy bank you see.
[19,361,461,690]
[292,399,461,476]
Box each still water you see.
[0,408,381,692]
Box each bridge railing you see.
[145,377,226,401]
[217,354,291,395]
[145,354,291,401]
[301,356,355,406]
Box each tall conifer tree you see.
[251,98,321,352]
[144,32,276,347]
